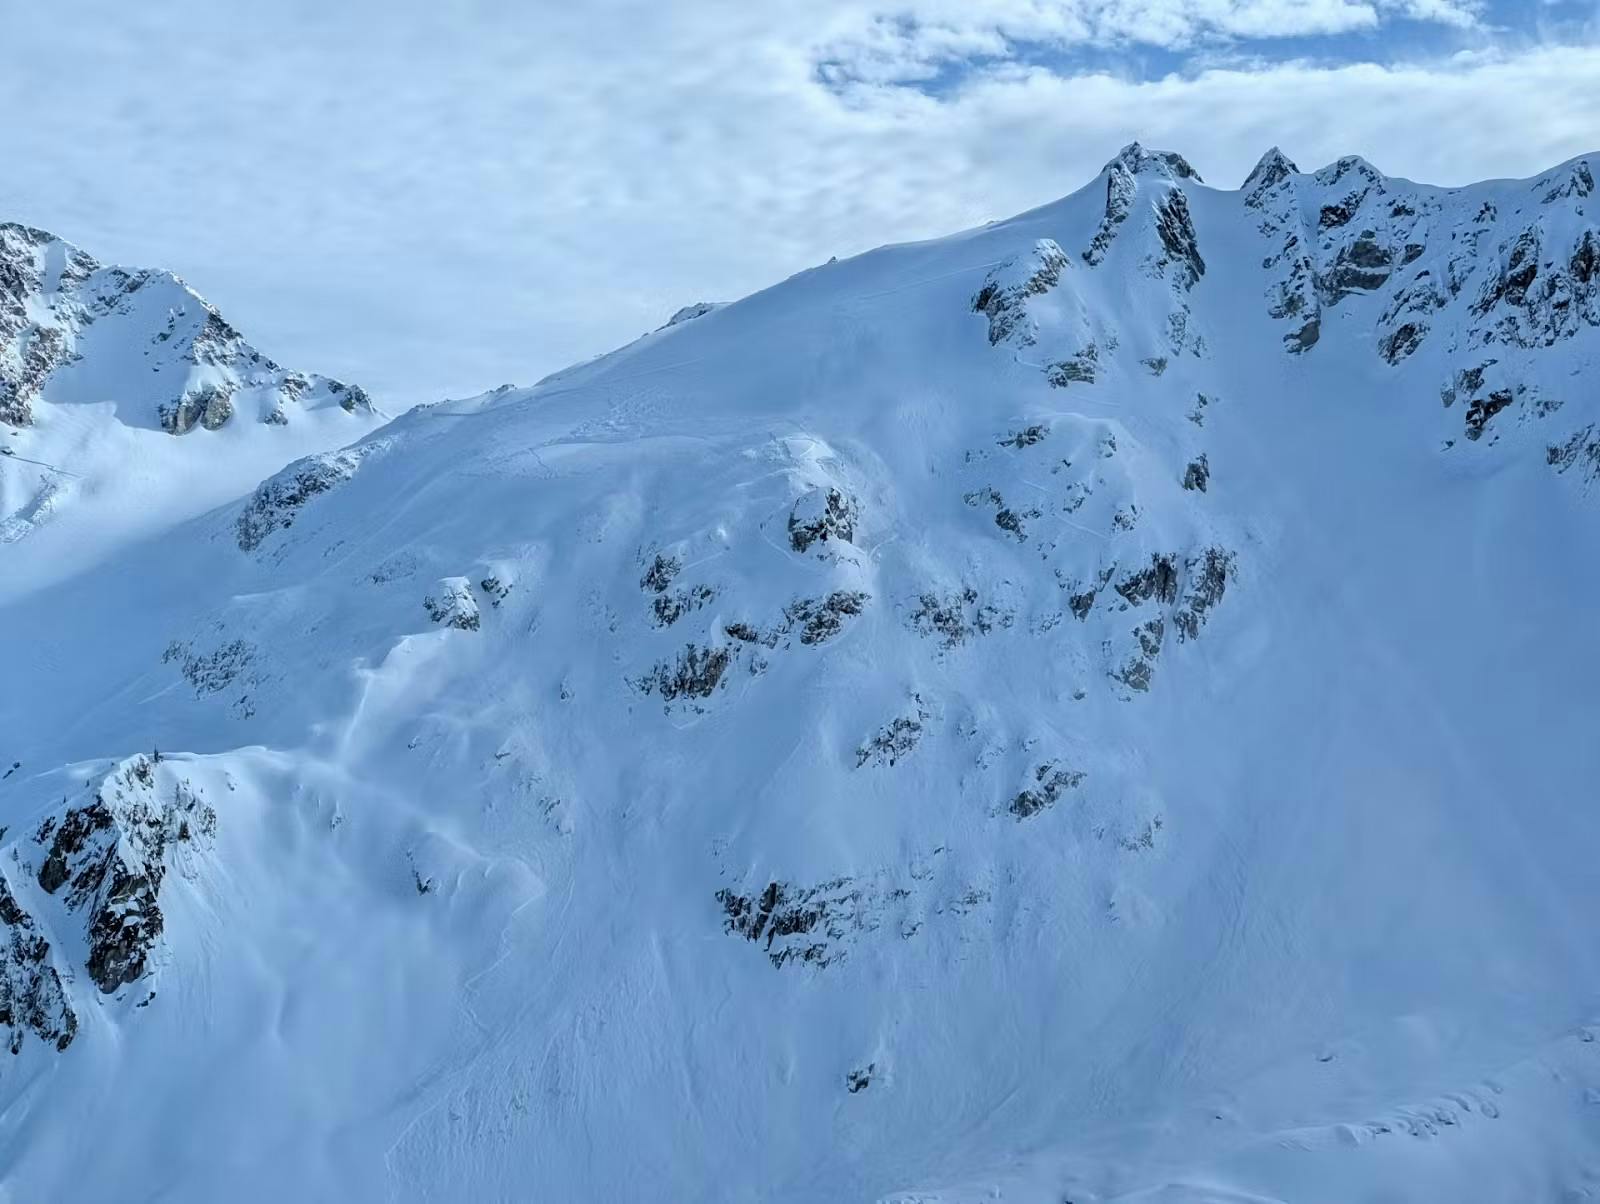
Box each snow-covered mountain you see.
[3,144,1600,1202]
[0,222,382,595]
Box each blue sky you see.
[4,1,1599,405]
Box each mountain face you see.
[2,145,1600,1202]
[0,222,381,593]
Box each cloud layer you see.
[2,2,1597,405]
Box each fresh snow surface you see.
[3,144,1600,1202]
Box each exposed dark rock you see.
[1572,232,1600,285]
[423,578,482,630]
[1468,222,1600,348]
[1087,149,1203,282]
[0,323,73,428]
[1321,231,1393,303]
[635,644,733,702]
[964,486,1037,540]
[1440,361,1495,408]
[1067,569,1111,621]
[998,424,1048,449]
[37,800,114,897]
[1541,160,1595,202]
[1083,165,1138,267]
[1008,762,1085,820]
[788,487,858,553]
[724,621,779,647]
[0,875,76,1054]
[327,380,373,414]
[1095,546,1234,689]
[1242,147,1299,208]
[1549,424,1600,485]
[1319,200,1358,229]
[639,553,681,594]
[783,591,867,645]
[1285,316,1321,354]
[661,301,719,328]
[1119,815,1165,852]
[1046,344,1098,387]
[653,584,716,627]
[0,225,67,426]
[846,1064,874,1093]
[856,699,929,769]
[1154,190,1206,290]
[158,382,236,434]
[1104,142,1202,183]
[973,240,1071,346]
[1486,228,1542,312]
[715,878,863,969]
[1313,158,1384,230]
[35,759,215,995]
[187,310,248,368]
[1379,322,1426,364]
[1113,618,1165,692]
[1116,555,1180,608]
[908,588,1012,648]
[1173,547,1235,641]
[162,638,257,698]
[236,446,375,552]
[1182,454,1210,492]
[1464,389,1515,441]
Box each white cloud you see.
[816,0,1490,82]
[0,3,1591,405]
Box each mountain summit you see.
[0,222,381,591]
[2,147,1599,1201]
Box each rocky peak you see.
[1241,147,1300,207]
[1103,141,1203,184]
[0,218,374,435]
[1313,155,1386,190]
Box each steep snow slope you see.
[0,222,383,596]
[3,145,1600,1202]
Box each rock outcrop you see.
[33,756,215,994]
[0,220,372,433]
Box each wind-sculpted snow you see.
[3,144,1600,1202]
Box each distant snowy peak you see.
[0,221,372,434]
[0,221,384,577]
